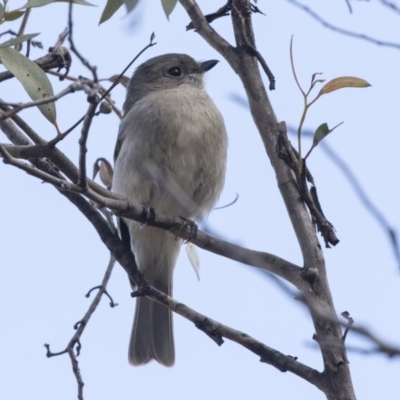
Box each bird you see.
[112,53,228,366]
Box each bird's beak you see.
[196,59,219,73]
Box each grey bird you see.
[112,53,228,366]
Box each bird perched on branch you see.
[112,53,228,366]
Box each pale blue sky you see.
[1,1,399,399]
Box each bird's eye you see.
[167,67,182,77]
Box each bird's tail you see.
[129,278,175,366]
[128,226,179,367]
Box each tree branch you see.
[9,144,319,387]
[54,178,323,390]
[1,42,398,396]
[67,1,97,81]
[78,102,97,189]
[0,112,304,288]
[0,83,81,120]
[178,0,356,397]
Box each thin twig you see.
[222,100,399,268]
[78,102,97,188]
[54,27,69,48]
[14,8,31,52]
[47,70,78,82]
[49,34,156,146]
[186,0,232,30]
[345,0,353,13]
[0,144,81,191]
[0,109,116,200]
[278,123,339,247]
[287,0,400,50]
[380,0,400,15]
[98,32,157,105]
[45,254,116,400]
[0,84,80,120]
[244,43,275,90]
[186,1,265,30]
[48,115,86,146]
[288,125,400,270]
[17,8,30,38]
[47,70,124,119]
[67,1,98,81]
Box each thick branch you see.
[144,282,322,388]
[180,0,318,277]
[0,114,304,289]
[55,180,322,390]
[179,0,356,398]
[11,147,318,385]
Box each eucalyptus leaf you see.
[0,33,39,48]
[124,0,139,12]
[0,46,56,124]
[99,0,123,24]
[23,0,94,8]
[4,11,25,21]
[161,0,178,19]
[66,0,94,4]
[22,0,52,7]
[319,76,371,96]
[313,122,343,147]
[0,3,5,20]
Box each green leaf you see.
[0,33,39,48]
[319,76,371,96]
[0,3,5,20]
[23,0,95,8]
[63,0,95,6]
[0,46,56,124]
[22,0,55,8]
[99,0,123,24]
[4,10,25,21]
[313,122,343,147]
[161,0,178,19]
[124,0,139,12]
[108,74,129,88]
